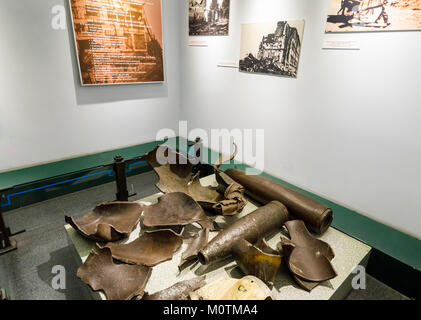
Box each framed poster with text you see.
[69,0,164,85]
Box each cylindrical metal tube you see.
[225,169,333,234]
[198,201,289,265]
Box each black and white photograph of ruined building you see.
[189,0,230,36]
[239,21,305,78]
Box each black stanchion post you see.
[0,198,18,255]
[113,155,129,202]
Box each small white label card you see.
[322,39,361,50]
[188,39,209,47]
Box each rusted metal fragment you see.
[198,201,289,265]
[143,225,185,237]
[285,220,334,260]
[77,246,151,300]
[142,192,213,229]
[141,146,247,216]
[104,230,182,267]
[232,239,282,284]
[225,169,333,234]
[255,237,280,255]
[179,228,209,270]
[178,229,209,270]
[278,220,336,290]
[65,202,142,242]
[190,276,273,300]
[143,276,206,300]
[288,246,337,282]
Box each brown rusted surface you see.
[77,246,151,300]
[141,146,246,216]
[255,237,280,255]
[198,201,289,265]
[288,246,337,282]
[179,228,209,270]
[285,220,334,260]
[279,220,336,290]
[65,202,142,242]
[104,230,182,267]
[143,276,206,300]
[232,239,282,284]
[142,192,213,229]
[225,169,333,234]
[143,225,186,237]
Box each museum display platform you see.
[65,174,371,300]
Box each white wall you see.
[0,0,181,172]
[180,0,421,239]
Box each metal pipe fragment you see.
[225,169,333,234]
[198,201,289,265]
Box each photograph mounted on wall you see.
[70,0,164,85]
[189,0,230,36]
[326,0,421,32]
[239,21,305,78]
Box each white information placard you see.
[323,39,361,50]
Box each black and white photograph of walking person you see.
[326,0,421,32]
[239,21,305,78]
[189,0,230,36]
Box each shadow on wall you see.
[64,0,168,106]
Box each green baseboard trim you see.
[0,140,165,190]
[0,137,194,212]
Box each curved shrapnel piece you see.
[77,246,151,300]
[142,192,214,230]
[190,276,273,300]
[198,201,289,265]
[143,276,206,300]
[141,146,247,216]
[285,220,334,260]
[288,246,336,282]
[232,239,282,284]
[179,228,209,270]
[224,169,333,234]
[104,230,183,267]
[279,220,336,290]
[65,202,142,242]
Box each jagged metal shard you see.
[104,230,183,267]
[285,220,334,260]
[198,201,289,265]
[65,202,142,242]
[288,246,336,282]
[143,276,207,300]
[141,146,247,216]
[232,239,282,284]
[77,246,151,300]
[279,220,336,290]
[225,169,333,234]
[142,192,214,230]
[179,228,209,270]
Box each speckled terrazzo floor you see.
[0,171,409,300]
